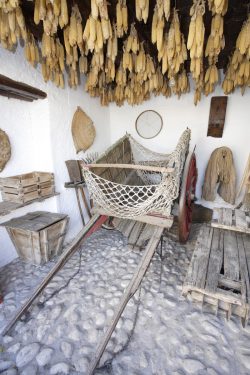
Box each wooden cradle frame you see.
[80,132,198,243]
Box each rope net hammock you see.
[81,129,191,219]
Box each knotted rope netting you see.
[81,129,191,218]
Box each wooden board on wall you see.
[207,96,228,138]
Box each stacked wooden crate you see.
[0,172,55,203]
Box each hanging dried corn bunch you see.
[171,69,190,97]
[163,0,171,21]
[106,24,118,62]
[204,1,228,96]
[126,23,139,54]
[41,33,65,88]
[34,0,68,35]
[222,14,250,95]
[135,0,149,24]
[187,0,205,105]
[0,3,28,50]
[116,0,128,37]
[24,32,40,67]
[160,9,187,80]
[68,4,83,51]
[151,2,165,53]
[208,0,228,16]
[84,1,111,53]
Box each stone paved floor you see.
[0,226,250,375]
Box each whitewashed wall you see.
[0,44,249,267]
[0,45,110,266]
[109,83,250,201]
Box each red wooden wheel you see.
[178,151,197,243]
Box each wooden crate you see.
[0,172,54,203]
[183,225,250,325]
[1,211,69,265]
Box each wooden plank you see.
[87,226,163,375]
[136,224,154,249]
[2,214,107,336]
[1,211,67,232]
[0,193,59,217]
[242,234,250,284]
[85,163,174,174]
[223,231,239,281]
[207,96,227,138]
[92,207,174,228]
[236,234,250,305]
[212,209,250,234]
[235,209,247,230]
[188,285,243,306]
[123,220,137,238]
[221,208,233,226]
[0,74,47,101]
[183,225,213,292]
[205,228,223,292]
[218,275,241,291]
[128,221,145,247]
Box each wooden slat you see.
[1,211,67,232]
[85,163,174,174]
[205,228,223,292]
[221,208,233,226]
[128,221,145,247]
[242,234,250,282]
[212,209,250,234]
[136,224,154,249]
[123,220,137,238]
[236,234,249,305]
[223,231,239,281]
[92,207,174,228]
[235,209,247,230]
[183,225,213,291]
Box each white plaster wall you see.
[0,45,110,266]
[109,83,250,202]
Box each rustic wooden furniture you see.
[1,211,69,265]
[0,172,55,203]
[207,96,228,138]
[183,224,250,325]
[0,74,47,102]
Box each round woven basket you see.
[71,107,96,153]
[0,129,11,172]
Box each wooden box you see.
[1,211,69,265]
[0,172,55,203]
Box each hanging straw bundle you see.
[202,147,236,204]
